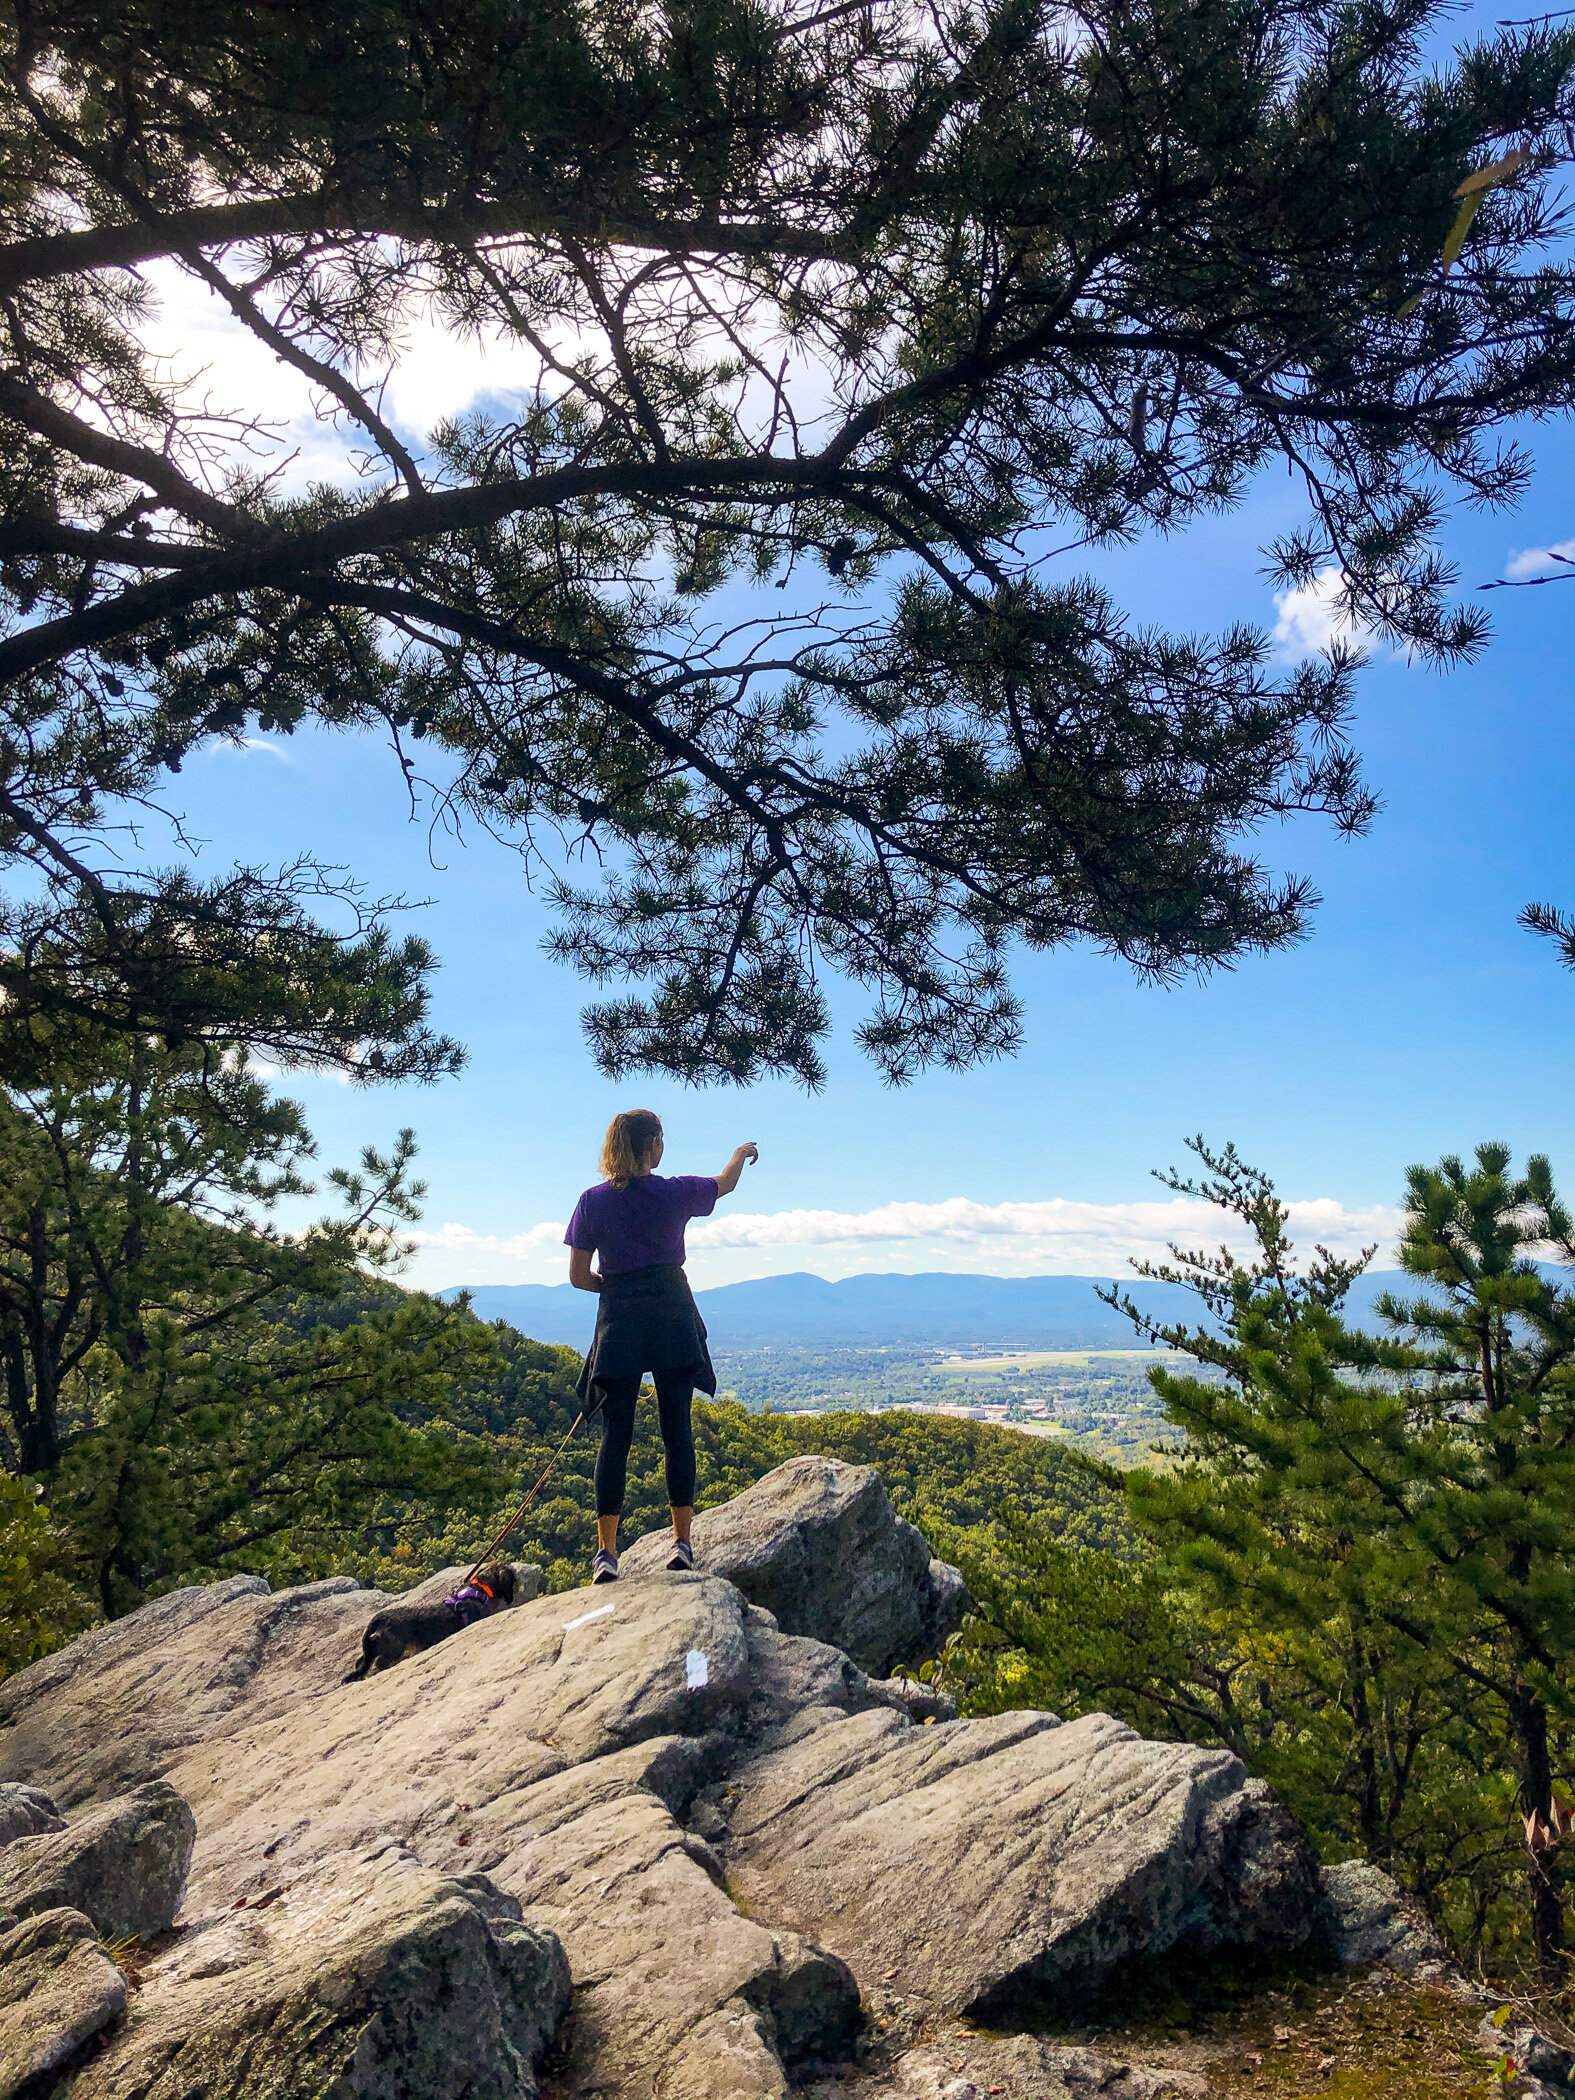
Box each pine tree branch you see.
[0,372,249,539]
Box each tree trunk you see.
[17,1313,59,1475]
[1348,1641,1388,1863]
[5,1324,39,1473]
[16,1203,63,1472]
[1511,1683,1565,1983]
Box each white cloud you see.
[249,1054,355,1088]
[378,310,545,431]
[236,737,297,763]
[132,264,554,497]
[1505,539,1575,582]
[405,1194,1403,1286]
[687,1194,1400,1269]
[1271,566,1378,661]
[408,1220,567,1260]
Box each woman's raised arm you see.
[713,1143,759,1197]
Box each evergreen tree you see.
[1365,1145,1575,1979]
[0,1025,498,1615]
[1100,1138,1575,1981]
[0,1472,90,1675]
[2,0,1574,1078]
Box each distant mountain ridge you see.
[438,1267,1415,1351]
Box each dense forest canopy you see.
[2,0,1575,1081]
[0,1035,498,1619]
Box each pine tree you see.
[0,1024,498,1615]
[2,0,1574,1078]
[1366,1145,1575,1980]
[1107,1138,1575,1982]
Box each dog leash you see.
[462,1402,597,1586]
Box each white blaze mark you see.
[686,1649,709,1690]
[562,1604,615,1632]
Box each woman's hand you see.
[714,1142,759,1196]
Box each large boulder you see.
[488,1732,860,2098]
[0,1575,377,1809]
[724,1706,1323,2016]
[2,1573,271,1712]
[619,1455,968,1674]
[64,1845,568,2100]
[0,1907,127,2099]
[0,1572,544,1819]
[0,1780,195,1941]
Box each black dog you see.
[344,1562,518,1682]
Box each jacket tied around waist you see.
[575,1262,717,1406]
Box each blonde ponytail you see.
[600,1110,663,1189]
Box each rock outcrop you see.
[67,1845,569,2100]
[0,1780,194,1941]
[726,1710,1320,2018]
[0,1908,127,2098]
[1319,1859,1449,1975]
[0,1781,64,1845]
[619,1454,968,1673]
[0,1457,1331,2099]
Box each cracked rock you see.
[0,1906,128,2099]
[0,1779,195,1941]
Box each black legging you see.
[593,1369,696,1518]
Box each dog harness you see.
[441,1580,499,1631]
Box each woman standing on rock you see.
[567,1110,758,1584]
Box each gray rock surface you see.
[792,2024,1210,2100]
[837,2035,1210,2099]
[618,1455,967,1673]
[0,1779,195,1940]
[0,1780,64,1846]
[66,1844,568,2100]
[0,1572,272,1714]
[923,1554,971,1642]
[725,1706,1321,2016]
[0,1906,127,2099]
[1320,1859,1448,1973]
[0,1461,1326,2098]
[865,1675,959,1724]
[0,1574,374,1809]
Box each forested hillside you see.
[361,1314,1132,1595]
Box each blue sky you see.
[125,40,1575,1294]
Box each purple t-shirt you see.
[564,1173,718,1277]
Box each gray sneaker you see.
[666,1538,695,1572]
[592,1548,619,1584]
